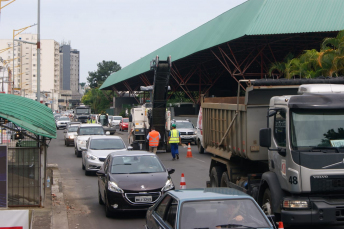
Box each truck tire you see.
[220,172,230,187]
[210,166,223,187]
[197,139,204,154]
[261,188,273,216]
[166,143,171,152]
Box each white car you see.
[74,124,107,157]
[64,124,80,146]
[81,135,127,175]
[56,116,71,129]
[110,116,123,127]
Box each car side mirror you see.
[105,131,110,135]
[167,168,175,175]
[81,147,87,151]
[96,169,105,176]
[127,146,133,151]
[259,128,271,148]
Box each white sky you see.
[0,0,247,83]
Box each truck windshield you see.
[291,109,344,149]
[76,108,89,114]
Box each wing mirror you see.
[127,146,134,151]
[96,169,105,176]
[167,168,175,174]
[105,131,110,135]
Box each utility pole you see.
[37,0,41,102]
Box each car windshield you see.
[59,117,70,121]
[111,155,165,174]
[291,109,344,149]
[113,117,122,120]
[180,199,270,229]
[90,139,125,150]
[76,108,89,114]
[122,118,129,123]
[68,126,78,132]
[79,127,104,135]
[175,122,194,129]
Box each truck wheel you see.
[220,172,230,187]
[166,143,171,152]
[197,140,204,154]
[210,166,223,187]
[262,188,273,216]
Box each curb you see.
[49,164,69,229]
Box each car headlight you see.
[86,153,97,160]
[194,131,197,134]
[108,181,124,193]
[161,179,174,192]
[68,135,75,139]
[78,140,86,144]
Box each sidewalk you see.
[32,164,69,229]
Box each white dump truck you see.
[198,78,344,226]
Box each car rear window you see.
[111,155,165,174]
[90,139,125,150]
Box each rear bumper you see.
[281,196,344,225]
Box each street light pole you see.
[37,0,41,102]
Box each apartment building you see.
[0,34,60,109]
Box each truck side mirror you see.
[259,128,271,148]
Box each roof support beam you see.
[123,81,140,104]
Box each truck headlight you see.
[108,181,124,193]
[283,200,308,209]
[161,179,174,192]
[69,135,75,139]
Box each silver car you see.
[172,120,197,145]
[64,124,80,146]
[81,135,127,175]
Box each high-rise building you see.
[59,44,80,93]
[0,34,60,109]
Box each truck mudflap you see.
[281,197,344,225]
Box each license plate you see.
[135,196,152,202]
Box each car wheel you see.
[98,188,104,205]
[85,170,90,176]
[210,166,224,187]
[77,150,82,158]
[82,162,85,170]
[197,140,204,154]
[105,193,112,218]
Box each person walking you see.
[168,123,181,160]
[147,126,161,154]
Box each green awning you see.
[0,94,56,139]
[100,0,344,90]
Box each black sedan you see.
[97,151,175,217]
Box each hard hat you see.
[172,123,176,127]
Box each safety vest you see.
[87,119,91,124]
[92,120,96,124]
[169,129,180,144]
[149,130,160,147]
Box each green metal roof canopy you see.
[0,94,56,139]
[100,0,344,90]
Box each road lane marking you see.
[193,157,205,163]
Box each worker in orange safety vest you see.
[146,126,161,154]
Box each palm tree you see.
[269,53,294,78]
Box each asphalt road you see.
[48,129,212,229]
[48,129,344,229]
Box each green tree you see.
[87,60,121,88]
[81,88,113,114]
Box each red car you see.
[119,118,129,131]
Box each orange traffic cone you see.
[180,173,186,189]
[278,222,284,229]
[186,143,193,158]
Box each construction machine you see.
[129,56,172,152]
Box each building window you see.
[33,54,36,56]
[33,75,36,77]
